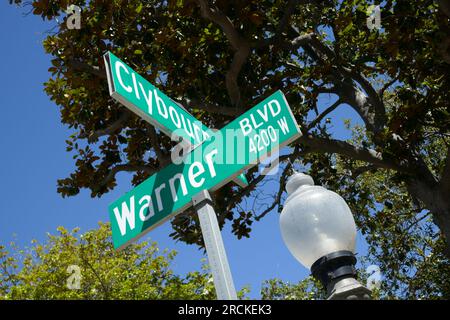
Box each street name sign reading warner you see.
[109,90,301,249]
[104,51,248,187]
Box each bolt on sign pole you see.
[193,190,237,300]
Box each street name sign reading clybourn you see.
[104,52,248,187]
[104,51,211,145]
[104,51,301,300]
[108,89,301,249]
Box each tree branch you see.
[79,246,110,299]
[256,0,300,48]
[101,164,157,188]
[181,97,241,116]
[299,134,407,172]
[79,112,131,142]
[277,0,298,34]
[339,66,386,130]
[226,171,267,212]
[315,86,338,95]
[438,0,450,18]
[379,75,399,96]
[67,59,106,79]
[228,146,305,220]
[225,46,250,107]
[288,32,387,135]
[439,145,450,195]
[148,125,171,167]
[351,164,377,179]
[307,98,342,130]
[289,32,315,49]
[196,0,250,107]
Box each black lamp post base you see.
[311,250,372,300]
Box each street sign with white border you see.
[109,90,301,249]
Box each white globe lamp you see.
[280,172,371,299]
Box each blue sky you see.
[0,3,368,298]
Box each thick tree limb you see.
[299,134,405,172]
[79,112,131,142]
[379,75,399,96]
[196,0,246,50]
[288,32,387,135]
[438,0,450,18]
[101,164,157,188]
[289,32,315,49]
[406,175,450,258]
[351,164,377,179]
[276,0,298,34]
[440,145,450,195]
[256,0,300,48]
[196,0,250,107]
[181,97,241,116]
[67,59,106,79]
[67,55,244,117]
[308,34,337,59]
[225,47,250,107]
[339,66,386,131]
[338,81,382,133]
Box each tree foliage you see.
[10,0,450,298]
[0,223,216,299]
[260,277,325,300]
[305,119,450,299]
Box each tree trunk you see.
[406,178,450,259]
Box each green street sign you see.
[104,51,213,145]
[104,51,248,187]
[109,90,301,249]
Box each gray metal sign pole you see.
[192,190,237,300]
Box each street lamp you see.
[279,172,371,300]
